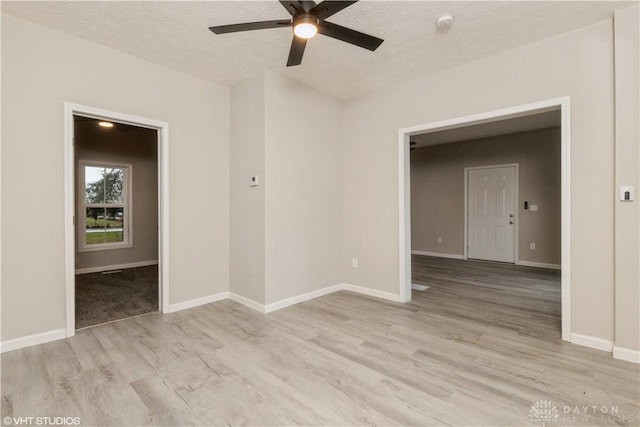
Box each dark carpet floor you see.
[75,265,158,329]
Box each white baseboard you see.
[230,283,402,314]
[1,328,66,353]
[229,293,266,313]
[264,284,344,313]
[411,250,464,260]
[516,260,561,270]
[168,291,229,313]
[342,283,402,302]
[613,346,640,364]
[571,333,614,352]
[75,260,158,275]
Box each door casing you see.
[398,96,570,342]
[64,103,170,337]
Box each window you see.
[78,161,132,252]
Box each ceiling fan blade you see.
[279,0,316,15]
[317,21,383,51]
[286,36,307,67]
[209,20,292,34]
[310,1,358,21]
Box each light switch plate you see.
[620,186,635,201]
[250,176,259,187]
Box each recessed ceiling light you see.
[436,15,454,30]
[98,121,114,128]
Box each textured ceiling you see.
[411,110,560,148]
[2,1,634,100]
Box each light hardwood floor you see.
[2,256,639,426]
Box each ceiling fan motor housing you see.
[294,14,319,26]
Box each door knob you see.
[509,220,514,225]
[509,214,514,218]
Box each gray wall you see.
[613,7,639,352]
[411,127,561,265]
[229,70,343,306]
[230,74,266,304]
[264,70,343,305]
[74,120,158,270]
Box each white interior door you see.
[468,166,516,263]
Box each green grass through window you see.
[85,230,124,244]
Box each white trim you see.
[169,292,229,313]
[399,133,412,303]
[571,333,613,352]
[398,96,571,342]
[228,293,266,313]
[515,260,562,270]
[0,329,66,354]
[264,284,344,313]
[613,346,640,364]
[75,260,158,275]
[64,103,170,339]
[77,160,133,252]
[411,250,464,260]
[559,99,571,343]
[229,283,402,314]
[464,163,519,263]
[342,283,402,302]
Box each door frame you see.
[398,96,571,342]
[464,163,519,263]
[64,103,170,337]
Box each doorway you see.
[74,117,158,328]
[64,103,170,337]
[466,164,518,263]
[398,97,571,341]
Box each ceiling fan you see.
[209,0,384,67]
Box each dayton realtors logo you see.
[528,400,636,425]
[529,400,560,426]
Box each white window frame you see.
[78,160,133,252]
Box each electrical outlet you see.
[352,258,358,268]
[437,236,442,243]
[530,243,536,250]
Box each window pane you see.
[85,207,106,244]
[105,207,124,242]
[104,168,124,203]
[85,166,105,204]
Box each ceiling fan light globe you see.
[294,22,317,39]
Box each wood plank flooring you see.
[2,256,638,426]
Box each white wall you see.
[264,70,343,304]
[230,75,266,304]
[1,15,230,341]
[342,20,618,344]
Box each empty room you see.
[1,1,639,426]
